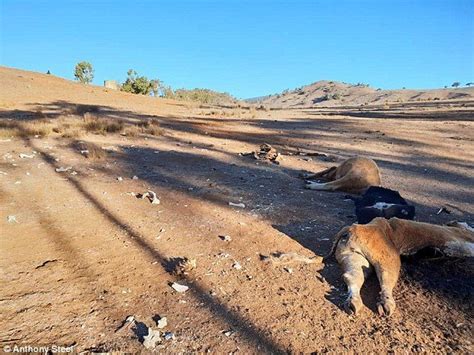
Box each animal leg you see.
[373,256,401,316]
[300,166,336,179]
[336,250,372,315]
[305,174,352,191]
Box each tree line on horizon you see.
[72,61,237,105]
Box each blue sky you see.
[1,0,473,98]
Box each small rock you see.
[171,282,189,293]
[284,267,293,274]
[55,166,72,173]
[132,175,139,180]
[219,235,232,241]
[117,176,123,181]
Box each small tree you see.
[74,61,94,84]
[451,82,460,88]
[466,82,474,87]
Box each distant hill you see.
[247,81,474,108]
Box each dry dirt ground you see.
[1,67,473,353]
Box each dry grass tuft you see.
[72,140,107,160]
[83,114,124,134]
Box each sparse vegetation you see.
[74,61,94,84]
[163,88,237,105]
[121,69,159,96]
[451,82,460,88]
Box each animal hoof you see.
[344,296,362,315]
[377,298,396,316]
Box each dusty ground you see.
[1,67,473,353]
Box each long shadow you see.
[24,138,286,354]
[86,141,473,315]
[6,100,473,319]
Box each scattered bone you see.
[7,215,18,223]
[219,235,232,241]
[229,202,245,208]
[242,143,281,164]
[155,316,168,329]
[19,153,34,159]
[232,261,242,270]
[55,166,72,173]
[261,252,323,265]
[142,328,162,349]
[137,190,161,205]
[171,282,189,293]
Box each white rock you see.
[117,176,123,181]
[171,282,189,293]
[55,166,72,172]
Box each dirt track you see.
[1,67,473,353]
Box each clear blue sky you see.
[1,0,473,98]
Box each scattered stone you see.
[284,267,293,274]
[117,176,123,181]
[219,235,232,242]
[0,171,7,175]
[171,282,189,293]
[229,202,245,208]
[7,215,18,223]
[132,175,139,180]
[55,166,72,173]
